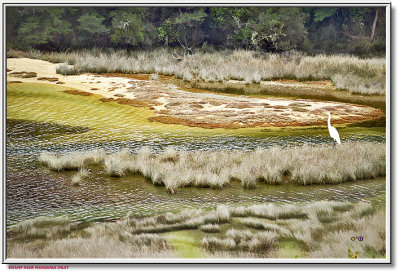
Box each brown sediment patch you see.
[9,71,37,78]
[272,105,289,109]
[7,69,12,72]
[148,115,241,129]
[37,77,59,82]
[209,101,223,106]
[56,81,65,84]
[64,90,93,96]
[99,98,115,103]
[7,81,23,84]
[98,73,150,81]
[290,107,309,112]
[225,103,256,109]
[191,103,204,109]
[166,102,182,108]
[289,102,311,107]
[99,97,161,107]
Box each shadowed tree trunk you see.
[370,9,379,42]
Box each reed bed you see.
[7,201,385,258]
[27,49,386,95]
[38,142,386,193]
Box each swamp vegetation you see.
[5,5,388,260]
[7,201,385,259]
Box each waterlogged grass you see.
[7,201,386,259]
[38,143,386,193]
[7,83,385,145]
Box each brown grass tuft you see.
[37,77,59,82]
[64,90,93,96]
[9,71,37,78]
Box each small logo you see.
[351,236,363,241]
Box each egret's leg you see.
[333,141,336,148]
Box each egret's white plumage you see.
[326,111,341,145]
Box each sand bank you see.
[7,58,383,129]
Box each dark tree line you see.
[6,6,386,55]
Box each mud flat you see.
[7,58,383,129]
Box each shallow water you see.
[6,82,387,226]
[6,154,386,226]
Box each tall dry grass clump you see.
[38,142,385,193]
[27,49,386,95]
[56,64,79,75]
[39,149,106,171]
[71,168,90,186]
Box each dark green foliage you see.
[110,9,145,46]
[6,6,386,56]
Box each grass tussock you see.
[38,142,385,193]
[71,168,90,186]
[56,64,79,75]
[200,224,221,233]
[38,149,106,171]
[7,201,386,258]
[231,203,307,220]
[27,49,385,95]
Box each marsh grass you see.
[39,149,105,171]
[71,168,90,186]
[200,224,221,233]
[56,64,79,75]
[39,142,385,193]
[231,203,307,220]
[27,49,385,95]
[8,216,70,241]
[6,49,28,58]
[7,201,385,258]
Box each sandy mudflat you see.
[7,58,383,129]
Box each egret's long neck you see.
[327,113,331,127]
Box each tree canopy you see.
[6,6,386,55]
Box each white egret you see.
[326,111,341,146]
